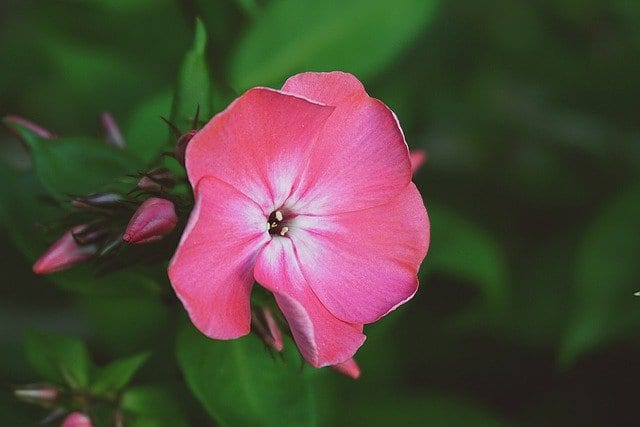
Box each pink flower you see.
[409,149,427,174]
[33,225,97,274]
[252,307,284,352]
[169,71,430,367]
[100,112,125,149]
[123,198,178,244]
[3,115,55,139]
[61,412,92,427]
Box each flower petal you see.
[291,183,429,324]
[281,71,366,106]
[168,176,269,339]
[284,73,412,215]
[185,87,335,212]
[254,237,366,367]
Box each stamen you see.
[275,210,283,222]
[279,226,289,236]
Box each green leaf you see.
[176,325,315,427]
[424,203,509,311]
[229,0,440,90]
[559,183,640,367]
[171,18,212,129]
[90,352,150,395]
[125,90,173,164]
[121,386,189,427]
[25,330,91,389]
[4,120,140,199]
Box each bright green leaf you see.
[176,325,315,427]
[90,352,150,395]
[121,386,189,427]
[171,18,212,129]
[559,183,640,367]
[424,203,509,311]
[229,0,440,90]
[25,330,91,389]
[125,90,173,164]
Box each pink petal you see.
[331,358,361,379]
[282,72,412,215]
[291,183,429,324]
[168,176,270,339]
[254,237,366,367]
[282,71,366,106]
[185,87,335,212]
[409,149,427,174]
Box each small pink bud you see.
[137,167,176,192]
[123,198,177,244]
[331,358,361,379]
[252,307,284,351]
[33,225,98,275]
[71,192,123,211]
[409,149,427,175]
[100,112,125,149]
[174,130,198,166]
[4,115,55,139]
[61,412,92,427]
[14,384,59,405]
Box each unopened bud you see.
[409,149,427,175]
[3,115,55,139]
[14,384,58,406]
[61,412,93,427]
[174,130,197,166]
[252,307,283,351]
[71,223,109,245]
[71,193,123,210]
[123,198,177,244]
[33,225,98,275]
[100,112,125,149]
[137,167,176,192]
[331,358,361,379]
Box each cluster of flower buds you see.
[251,306,361,379]
[13,384,93,426]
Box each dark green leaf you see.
[229,0,440,89]
[171,18,212,129]
[559,183,640,367]
[176,325,315,427]
[25,330,91,389]
[424,203,509,311]
[90,352,150,395]
[121,386,189,427]
[4,120,140,199]
[125,90,173,164]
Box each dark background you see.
[1,0,639,425]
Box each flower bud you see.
[252,307,283,352]
[71,193,123,210]
[409,149,427,175]
[61,412,92,427]
[123,198,177,244]
[137,167,176,192]
[331,358,361,379]
[33,225,98,275]
[13,384,58,406]
[100,112,125,149]
[3,115,55,139]
[174,130,197,166]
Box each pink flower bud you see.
[4,115,55,139]
[61,412,92,427]
[409,149,427,175]
[123,198,177,244]
[33,225,98,275]
[252,307,284,351]
[331,358,361,379]
[137,167,176,192]
[100,112,125,149]
[174,130,198,166]
[71,192,123,211]
[14,384,59,405]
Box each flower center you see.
[267,210,289,236]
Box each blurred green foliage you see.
[1,0,639,425]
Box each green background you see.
[1,0,639,425]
